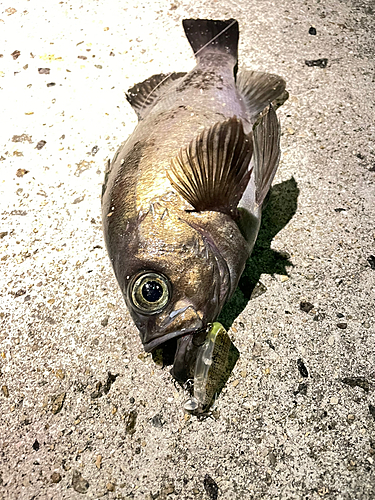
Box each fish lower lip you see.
[143,327,201,352]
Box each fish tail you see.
[182,19,239,61]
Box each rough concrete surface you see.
[1,0,374,499]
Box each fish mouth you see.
[148,327,209,384]
[141,303,209,383]
[142,302,204,352]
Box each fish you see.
[102,18,288,385]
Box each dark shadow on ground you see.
[218,177,299,330]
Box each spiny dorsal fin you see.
[126,72,186,120]
[253,105,280,206]
[167,117,253,218]
[237,70,288,122]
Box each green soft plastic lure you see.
[184,322,233,414]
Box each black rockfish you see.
[102,19,288,383]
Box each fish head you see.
[106,201,239,382]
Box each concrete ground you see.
[0,0,374,498]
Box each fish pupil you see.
[142,281,163,303]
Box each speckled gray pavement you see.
[1,0,374,499]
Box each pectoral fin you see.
[253,105,280,206]
[167,117,253,218]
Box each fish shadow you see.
[218,176,300,329]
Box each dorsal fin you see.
[237,70,288,122]
[253,105,280,206]
[126,72,186,120]
[167,118,253,218]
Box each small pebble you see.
[297,358,309,378]
[305,58,328,68]
[347,414,355,421]
[337,323,347,329]
[51,393,66,414]
[151,414,163,428]
[309,26,317,35]
[35,140,46,149]
[106,482,115,492]
[300,301,314,313]
[162,484,175,495]
[51,472,61,483]
[11,50,21,59]
[55,369,65,380]
[96,455,102,469]
[330,396,339,405]
[16,169,28,177]
[72,469,89,494]
[231,379,240,387]
[204,474,218,500]
[125,410,137,435]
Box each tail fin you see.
[182,19,239,61]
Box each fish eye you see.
[129,271,171,314]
